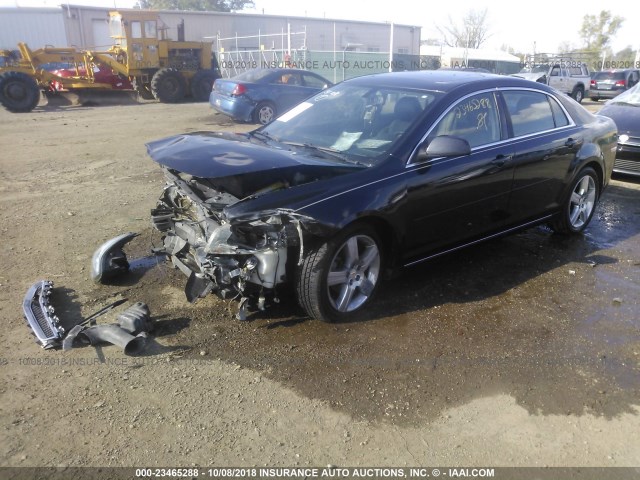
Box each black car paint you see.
[598,100,640,175]
[150,71,616,270]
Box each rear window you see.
[594,71,625,81]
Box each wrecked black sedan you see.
[142,71,616,322]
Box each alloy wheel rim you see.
[326,234,380,313]
[568,175,596,229]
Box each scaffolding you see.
[208,27,307,78]
[207,24,423,82]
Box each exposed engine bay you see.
[150,166,311,318]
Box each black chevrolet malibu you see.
[143,71,617,322]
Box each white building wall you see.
[0,8,67,50]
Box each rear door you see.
[501,89,582,222]
[269,72,314,112]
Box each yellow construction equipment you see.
[0,10,219,112]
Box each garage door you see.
[92,19,112,49]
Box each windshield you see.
[610,83,640,106]
[261,83,442,164]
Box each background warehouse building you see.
[0,5,421,81]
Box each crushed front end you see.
[151,167,301,316]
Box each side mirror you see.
[416,135,471,161]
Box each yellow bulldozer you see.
[0,9,219,112]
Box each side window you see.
[131,21,142,39]
[503,91,556,137]
[548,96,569,128]
[550,66,560,77]
[431,92,501,148]
[273,73,302,85]
[144,21,157,39]
[302,73,327,88]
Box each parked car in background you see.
[547,63,591,103]
[144,71,616,322]
[511,65,548,83]
[209,68,332,125]
[598,82,640,176]
[590,69,640,101]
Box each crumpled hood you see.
[146,131,361,199]
[147,131,342,177]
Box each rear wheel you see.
[190,69,219,102]
[296,224,383,322]
[151,68,186,103]
[253,101,276,125]
[571,85,584,103]
[0,71,40,113]
[552,167,599,234]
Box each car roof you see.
[343,70,553,93]
[596,68,637,73]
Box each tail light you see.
[615,80,626,87]
[590,79,596,87]
[231,84,247,96]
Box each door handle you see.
[565,138,581,148]
[491,154,512,168]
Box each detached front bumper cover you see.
[91,232,138,283]
[22,280,64,349]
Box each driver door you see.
[402,91,515,261]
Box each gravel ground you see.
[0,99,638,472]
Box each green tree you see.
[135,0,254,12]
[437,9,491,49]
[613,46,635,64]
[578,10,623,66]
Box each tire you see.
[590,97,599,102]
[132,77,154,100]
[571,86,584,103]
[190,69,219,102]
[253,101,276,125]
[296,224,383,322]
[151,68,186,103]
[551,167,599,234]
[0,71,40,113]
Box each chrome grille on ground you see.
[22,280,64,349]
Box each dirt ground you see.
[0,98,639,472]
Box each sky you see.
[1,0,639,55]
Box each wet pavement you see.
[112,176,640,425]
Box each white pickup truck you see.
[546,63,591,103]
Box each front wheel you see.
[551,167,599,234]
[296,225,383,322]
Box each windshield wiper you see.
[249,130,281,143]
[282,142,369,166]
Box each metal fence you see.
[212,29,429,82]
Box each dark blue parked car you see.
[209,68,332,125]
